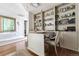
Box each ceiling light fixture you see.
[31,3,40,8]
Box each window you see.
[0,16,16,32]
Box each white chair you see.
[47,31,63,55]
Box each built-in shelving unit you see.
[34,12,44,32]
[44,8,55,31]
[33,3,76,32]
[56,4,76,31]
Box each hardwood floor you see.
[0,43,16,56]
[13,49,37,56]
[14,47,79,56]
[57,47,79,56]
[45,46,79,56]
[0,41,79,56]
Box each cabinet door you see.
[28,33,44,56]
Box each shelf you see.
[44,15,55,20]
[58,16,75,21]
[44,18,54,21]
[58,9,75,15]
[35,18,42,20]
[56,30,76,32]
[58,23,75,26]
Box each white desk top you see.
[0,36,27,46]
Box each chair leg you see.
[54,45,58,56]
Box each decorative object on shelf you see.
[60,12,75,18]
[44,10,54,17]
[59,4,75,13]
[58,19,68,25]
[58,18,75,25]
[36,15,41,19]
[66,26,75,31]
[68,18,75,24]
[72,12,75,16]
[44,23,54,26]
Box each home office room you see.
[0,0,79,57]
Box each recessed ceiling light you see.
[31,3,40,8]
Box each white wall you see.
[60,32,77,51]
[0,3,28,41]
[76,4,79,51]
[29,12,34,32]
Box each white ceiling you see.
[0,3,61,17]
[0,3,26,17]
[22,3,60,14]
[0,3,61,16]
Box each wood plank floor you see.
[45,46,79,56]
[14,49,35,56]
[16,50,33,56]
[58,47,79,56]
[13,47,79,56]
[0,43,16,56]
[2,42,78,56]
